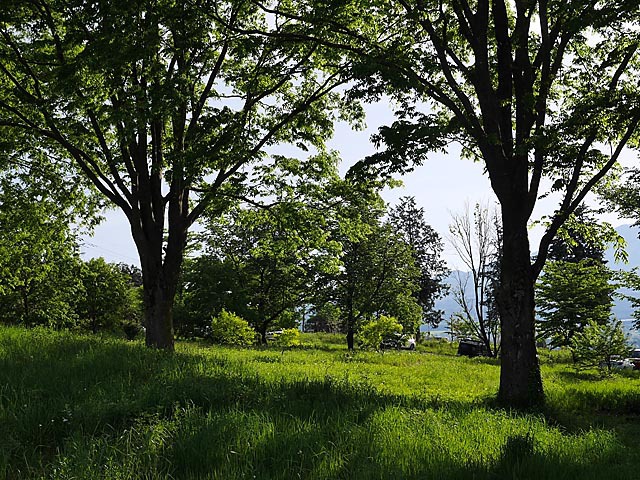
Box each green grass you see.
[1,326,639,479]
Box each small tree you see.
[537,260,615,349]
[271,328,301,349]
[359,315,403,350]
[571,320,630,373]
[77,258,130,334]
[536,209,621,349]
[210,310,255,347]
[448,203,501,357]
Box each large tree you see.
[387,196,449,329]
[255,0,640,406]
[0,0,356,350]
[0,154,97,327]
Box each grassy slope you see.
[1,327,639,479]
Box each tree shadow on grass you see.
[0,330,637,479]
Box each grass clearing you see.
[1,326,639,479]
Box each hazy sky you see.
[80,100,632,269]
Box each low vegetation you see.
[1,326,639,479]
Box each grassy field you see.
[1,327,640,479]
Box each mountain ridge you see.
[434,223,640,323]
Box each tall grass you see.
[1,326,639,479]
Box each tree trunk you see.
[142,275,176,350]
[496,220,544,407]
[346,328,354,350]
[20,287,30,326]
[135,227,185,352]
[346,311,355,350]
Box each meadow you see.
[1,326,640,479]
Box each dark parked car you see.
[457,339,490,357]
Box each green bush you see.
[359,315,403,350]
[271,328,301,348]
[210,310,255,346]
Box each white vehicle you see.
[626,348,640,370]
[600,355,635,370]
[380,333,416,350]
[265,330,284,341]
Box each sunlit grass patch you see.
[1,326,639,479]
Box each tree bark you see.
[142,271,176,350]
[133,209,187,351]
[346,327,354,350]
[496,218,543,407]
[260,324,268,345]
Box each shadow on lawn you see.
[0,330,636,479]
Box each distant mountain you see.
[433,270,469,320]
[431,224,640,331]
[622,320,640,347]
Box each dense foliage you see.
[0,183,142,333]
[210,310,256,346]
[537,260,615,349]
[536,209,621,349]
[359,314,403,350]
[388,197,449,328]
[176,177,448,348]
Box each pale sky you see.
[80,100,634,269]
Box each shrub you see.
[571,319,630,372]
[210,310,255,346]
[121,321,142,341]
[359,315,403,350]
[271,328,301,348]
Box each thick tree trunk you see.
[496,220,544,407]
[135,223,186,352]
[346,328,354,350]
[142,274,176,350]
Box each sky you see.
[79,100,634,270]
